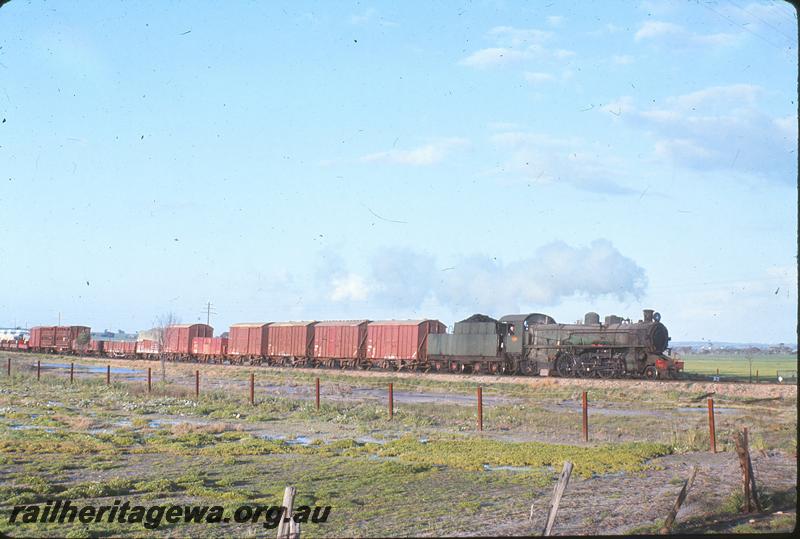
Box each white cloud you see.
[359,138,469,166]
[602,84,797,182]
[524,71,555,84]
[634,20,740,47]
[488,26,553,46]
[349,8,397,27]
[459,47,529,68]
[489,131,637,194]
[330,273,372,301]
[436,240,647,313]
[459,25,573,68]
[546,16,565,27]
[611,54,634,65]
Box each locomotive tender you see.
[1,308,683,379]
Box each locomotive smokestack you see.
[584,312,600,325]
[643,309,654,323]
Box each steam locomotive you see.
[428,309,681,379]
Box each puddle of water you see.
[41,363,143,375]
[10,425,57,432]
[259,433,287,441]
[676,406,740,415]
[547,402,660,417]
[149,418,194,428]
[257,433,313,446]
[356,436,386,445]
[483,464,532,472]
[287,436,313,446]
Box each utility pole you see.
[201,302,217,326]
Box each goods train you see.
[0,309,683,379]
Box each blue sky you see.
[0,0,796,343]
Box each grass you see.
[0,350,796,536]
[681,354,797,381]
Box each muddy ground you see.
[0,352,796,537]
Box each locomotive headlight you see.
[653,312,661,323]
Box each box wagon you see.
[88,340,105,355]
[164,324,213,357]
[104,340,137,357]
[29,326,91,353]
[136,339,161,357]
[313,320,369,368]
[267,322,316,366]
[228,323,270,360]
[366,320,446,369]
[191,337,229,359]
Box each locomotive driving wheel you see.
[643,366,658,379]
[555,353,577,377]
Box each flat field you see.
[680,354,796,382]
[0,352,796,537]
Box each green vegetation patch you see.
[359,435,673,478]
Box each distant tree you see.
[154,312,179,382]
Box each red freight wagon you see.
[267,322,316,359]
[191,337,229,356]
[164,324,213,355]
[89,340,105,354]
[366,320,446,365]
[29,327,43,348]
[228,323,270,357]
[105,341,137,356]
[136,339,161,356]
[313,320,369,365]
[29,326,90,351]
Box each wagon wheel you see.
[555,353,577,377]
[520,361,535,376]
[432,361,443,372]
[472,362,482,375]
[643,366,658,380]
[489,362,500,375]
[597,364,614,379]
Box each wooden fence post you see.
[6,357,9,377]
[582,391,588,442]
[537,461,573,536]
[37,360,41,381]
[195,370,199,399]
[477,386,483,432]
[147,367,152,393]
[250,373,255,406]
[315,377,320,410]
[388,383,393,420]
[734,428,762,513]
[276,486,300,539]
[707,398,716,453]
[659,466,698,534]
[106,365,111,385]
[70,362,74,384]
